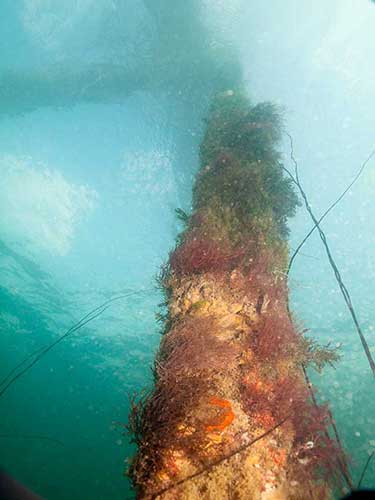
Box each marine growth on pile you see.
[127,90,343,499]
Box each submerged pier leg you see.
[128,91,342,499]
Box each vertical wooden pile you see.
[128,91,342,499]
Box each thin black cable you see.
[0,290,152,398]
[284,134,375,377]
[0,299,113,389]
[150,416,290,499]
[0,434,64,446]
[0,307,108,398]
[288,147,375,275]
[286,287,352,489]
[281,136,356,488]
[0,346,46,389]
[301,365,353,491]
[0,292,142,390]
[357,451,375,489]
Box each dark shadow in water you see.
[0,1,242,118]
[0,1,242,203]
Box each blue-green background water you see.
[0,1,374,498]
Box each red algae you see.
[248,311,300,361]
[169,233,245,276]
[126,91,344,499]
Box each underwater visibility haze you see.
[1,1,375,498]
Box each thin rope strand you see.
[287,146,374,275]
[284,134,375,377]
[0,290,152,398]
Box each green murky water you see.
[1,1,374,498]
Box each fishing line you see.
[357,451,375,489]
[280,136,373,488]
[288,145,375,275]
[301,365,353,491]
[0,307,110,398]
[0,297,118,389]
[0,346,46,389]
[0,434,64,446]
[0,300,115,390]
[150,416,290,499]
[283,133,375,377]
[0,290,153,399]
